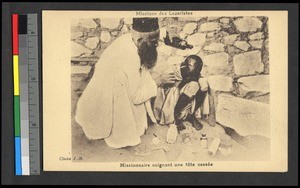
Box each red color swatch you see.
[12,14,18,55]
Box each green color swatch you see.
[14,96,20,136]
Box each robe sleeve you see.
[125,67,157,105]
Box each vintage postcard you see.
[42,10,288,172]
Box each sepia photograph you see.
[71,16,270,163]
[43,11,287,171]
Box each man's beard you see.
[138,42,158,69]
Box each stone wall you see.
[71,16,270,137]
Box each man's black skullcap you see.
[132,17,159,32]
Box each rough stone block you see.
[186,33,206,46]
[71,65,92,75]
[100,31,111,43]
[238,75,269,97]
[233,50,264,76]
[179,32,188,39]
[216,94,270,137]
[85,37,100,49]
[208,75,234,92]
[227,45,241,57]
[199,22,221,32]
[249,40,263,49]
[220,18,230,24]
[182,22,198,34]
[101,18,121,30]
[71,41,92,57]
[234,17,262,32]
[249,32,264,40]
[222,34,239,45]
[206,32,218,38]
[250,94,270,104]
[234,41,251,51]
[202,52,229,74]
[203,42,225,52]
[207,17,220,22]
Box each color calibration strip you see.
[12,14,40,175]
[13,14,22,176]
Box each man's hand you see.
[154,72,177,87]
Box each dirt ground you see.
[71,80,270,163]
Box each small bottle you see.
[208,137,221,157]
[200,134,208,149]
[166,124,178,144]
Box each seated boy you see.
[174,55,207,131]
[153,55,208,131]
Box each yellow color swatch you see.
[13,55,19,95]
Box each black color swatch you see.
[18,15,27,34]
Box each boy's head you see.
[183,55,203,75]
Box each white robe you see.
[75,34,157,149]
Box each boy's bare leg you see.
[174,94,192,131]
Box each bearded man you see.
[75,18,176,149]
